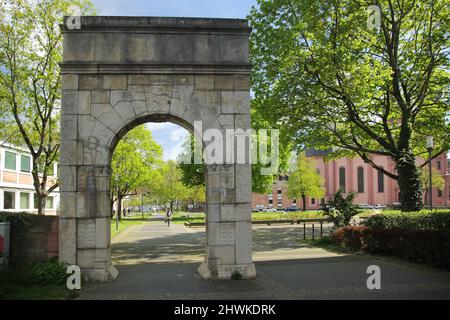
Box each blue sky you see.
[90,0,257,159]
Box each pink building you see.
[251,150,450,210]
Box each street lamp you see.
[426,136,434,211]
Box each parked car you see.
[285,207,298,212]
[359,204,374,209]
[265,208,277,212]
[374,204,387,209]
[252,208,260,212]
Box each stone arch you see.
[59,17,255,281]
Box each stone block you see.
[221,91,250,114]
[215,75,234,90]
[59,165,77,192]
[59,218,77,265]
[132,100,148,116]
[79,75,103,90]
[219,35,249,63]
[234,75,250,90]
[126,34,157,62]
[220,204,235,222]
[60,140,78,165]
[174,75,194,85]
[235,114,250,130]
[114,101,136,123]
[78,115,115,149]
[234,203,251,222]
[110,90,132,107]
[220,188,235,204]
[77,249,95,268]
[195,75,214,90]
[63,33,94,61]
[158,34,193,63]
[91,91,110,104]
[59,192,77,218]
[62,74,79,90]
[91,104,123,132]
[103,75,128,90]
[78,91,91,114]
[128,75,152,85]
[206,188,220,204]
[235,221,252,264]
[207,222,236,246]
[207,245,236,265]
[77,219,96,249]
[192,34,219,63]
[95,218,109,248]
[206,204,220,223]
[60,115,78,140]
[235,164,251,203]
[94,33,126,62]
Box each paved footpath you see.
[79,221,450,300]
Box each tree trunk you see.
[110,197,115,219]
[302,194,307,211]
[394,151,423,212]
[170,201,174,213]
[117,194,123,221]
[36,192,46,215]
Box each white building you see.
[0,142,59,215]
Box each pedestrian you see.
[165,208,172,226]
[128,208,131,216]
[123,207,126,217]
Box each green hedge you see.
[363,211,450,230]
[332,226,450,269]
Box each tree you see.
[177,132,288,193]
[152,160,187,212]
[287,152,325,211]
[183,185,206,211]
[420,167,445,204]
[249,0,450,211]
[0,0,95,214]
[111,125,162,220]
[326,190,361,227]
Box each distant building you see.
[0,142,59,214]
[252,150,450,210]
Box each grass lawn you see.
[358,208,450,217]
[0,272,78,300]
[110,212,152,238]
[170,210,326,224]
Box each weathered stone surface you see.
[59,218,77,264]
[126,34,157,63]
[62,74,79,90]
[60,16,253,282]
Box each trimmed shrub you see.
[363,211,450,231]
[332,226,450,269]
[19,258,68,286]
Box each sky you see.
[90,0,258,159]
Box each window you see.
[339,167,346,192]
[378,169,384,193]
[437,189,442,198]
[21,155,31,173]
[277,189,282,194]
[357,167,364,193]
[4,191,15,209]
[20,193,30,209]
[292,199,296,204]
[311,198,316,205]
[5,151,16,170]
[45,196,54,209]
[437,161,441,170]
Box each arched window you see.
[339,167,346,192]
[357,167,364,193]
[378,169,384,193]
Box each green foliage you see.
[364,211,450,230]
[332,226,450,268]
[111,125,163,216]
[287,152,325,210]
[0,0,96,214]
[326,190,361,227]
[249,0,450,212]
[19,258,68,286]
[231,271,243,280]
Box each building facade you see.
[0,142,59,215]
[252,151,450,210]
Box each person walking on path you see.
[165,208,172,226]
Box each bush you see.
[364,211,450,230]
[20,258,68,286]
[332,226,450,269]
[325,190,361,227]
